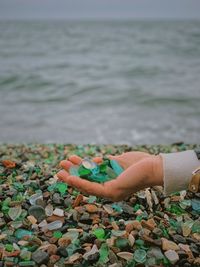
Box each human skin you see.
[57,152,163,202]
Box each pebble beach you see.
[0,143,200,267]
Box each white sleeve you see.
[159,150,200,196]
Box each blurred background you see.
[0,0,200,144]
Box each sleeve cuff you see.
[159,150,200,196]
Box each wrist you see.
[148,155,164,187]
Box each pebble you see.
[53,208,64,217]
[164,249,179,264]
[117,252,133,261]
[85,204,98,213]
[161,237,180,251]
[28,205,46,222]
[31,250,49,265]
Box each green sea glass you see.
[93,228,105,239]
[69,157,124,183]
[98,243,109,263]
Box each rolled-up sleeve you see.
[159,150,200,196]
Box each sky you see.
[0,0,200,20]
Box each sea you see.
[0,20,200,144]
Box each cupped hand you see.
[56,152,163,202]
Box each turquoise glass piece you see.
[69,157,124,183]
[111,204,123,213]
[191,198,200,213]
[15,229,32,239]
[110,159,124,175]
[90,174,110,183]
[69,167,80,177]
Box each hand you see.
[56,152,163,202]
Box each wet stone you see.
[28,205,46,222]
[32,250,49,265]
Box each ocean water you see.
[0,20,200,144]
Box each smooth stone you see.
[57,246,68,257]
[161,238,180,251]
[147,247,164,260]
[45,204,54,217]
[28,205,46,222]
[20,249,32,260]
[172,234,186,244]
[83,244,99,260]
[87,252,100,263]
[117,252,133,261]
[85,204,98,213]
[58,237,71,247]
[52,193,62,205]
[47,244,58,255]
[29,193,43,206]
[115,238,130,250]
[47,220,63,230]
[164,249,179,264]
[111,230,126,237]
[32,250,49,265]
[27,215,37,225]
[53,208,64,217]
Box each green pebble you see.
[5,244,14,252]
[115,238,129,249]
[56,182,68,195]
[53,231,63,239]
[93,228,105,239]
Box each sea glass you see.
[133,249,147,263]
[98,243,109,263]
[93,228,105,239]
[15,229,32,239]
[69,157,124,183]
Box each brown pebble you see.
[47,244,58,255]
[27,215,37,224]
[85,204,98,213]
[49,237,58,244]
[141,218,157,231]
[46,215,65,223]
[49,254,60,264]
[131,220,142,231]
[58,237,71,247]
[125,223,134,233]
[73,194,84,208]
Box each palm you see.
[56,152,153,201]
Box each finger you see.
[57,170,109,198]
[59,160,74,170]
[68,155,82,165]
